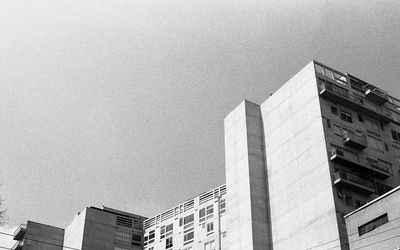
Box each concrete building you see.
[63,206,146,250]
[143,184,227,250]
[345,185,400,249]
[225,60,400,249]
[12,221,64,250]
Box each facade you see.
[63,206,146,250]
[345,185,400,249]
[143,184,227,250]
[12,221,64,250]
[225,60,400,249]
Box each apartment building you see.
[345,185,400,249]
[12,221,64,250]
[63,206,146,250]
[225,60,400,249]
[143,184,227,250]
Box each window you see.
[358,114,364,122]
[184,214,194,225]
[220,199,226,214]
[204,240,215,250]
[340,110,353,123]
[331,106,338,116]
[199,208,206,223]
[206,222,214,234]
[206,205,214,219]
[132,233,142,245]
[366,135,384,153]
[165,236,173,249]
[392,129,400,142]
[184,231,194,242]
[358,214,388,236]
[160,223,173,239]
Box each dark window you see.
[358,114,364,122]
[358,214,388,236]
[166,236,173,249]
[392,130,400,142]
[132,234,141,242]
[340,111,353,123]
[326,119,331,128]
[331,106,338,116]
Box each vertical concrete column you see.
[224,100,272,250]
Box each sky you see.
[1,0,400,244]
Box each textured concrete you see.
[24,221,64,250]
[260,61,342,249]
[225,100,271,250]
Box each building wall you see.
[260,61,342,249]
[24,221,64,250]
[63,209,86,250]
[345,186,400,249]
[64,207,145,250]
[143,185,227,250]
[224,100,271,250]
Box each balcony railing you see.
[342,130,367,150]
[365,88,389,104]
[318,80,392,123]
[329,147,391,179]
[13,224,26,241]
[333,171,375,194]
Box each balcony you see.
[11,240,24,250]
[328,147,391,179]
[333,171,375,194]
[365,88,389,104]
[342,131,367,150]
[13,224,26,241]
[318,80,392,123]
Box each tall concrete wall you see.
[260,61,342,249]
[224,100,271,250]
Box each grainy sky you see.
[0,0,399,241]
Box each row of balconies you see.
[318,80,392,123]
[329,147,391,179]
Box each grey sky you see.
[1,0,399,232]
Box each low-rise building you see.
[345,185,400,249]
[63,206,146,250]
[12,221,64,250]
[143,184,227,250]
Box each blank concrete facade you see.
[224,101,271,250]
[345,185,400,249]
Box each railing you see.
[333,171,375,190]
[329,147,390,175]
[318,81,392,119]
[342,130,367,145]
[13,224,26,241]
